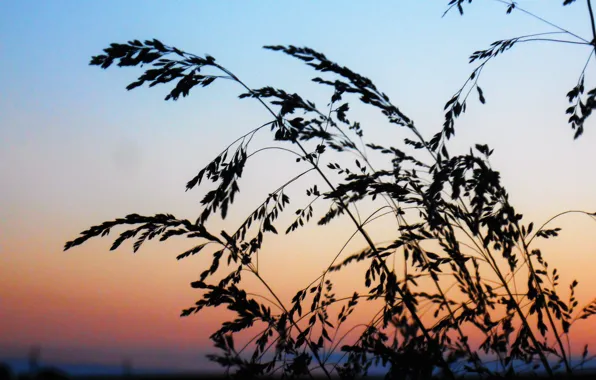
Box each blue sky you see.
[2,0,596,376]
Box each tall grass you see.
[65,2,596,379]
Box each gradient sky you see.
[2,0,596,374]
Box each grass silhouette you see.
[64,2,596,379]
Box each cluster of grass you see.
[64,2,596,379]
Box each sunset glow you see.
[2,1,596,375]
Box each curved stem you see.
[216,62,456,380]
[526,210,596,246]
[247,146,302,159]
[252,270,332,379]
[494,0,589,43]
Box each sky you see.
[1,0,596,375]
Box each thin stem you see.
[247,146,302,159]
[251,270,332,379]
[206,121,274,169]
[329,307,386,374]
[513,228,572,373]
[223,167,315,272]
[446,212,555,376]
[494,0,589,43]
[517,38,591,45]
[245,292,285,311]
[526,210,596,246]
[217,63,456,380]
[588,0,596,46]
[311,85,487,374]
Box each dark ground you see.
[3,363,596,380]
[69,373,596,380]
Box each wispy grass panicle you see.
[65,2,596,379]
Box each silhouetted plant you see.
[16,348,70,380]
[0,363,14,380]
[32,368,69,380]
[65,2,596,379]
